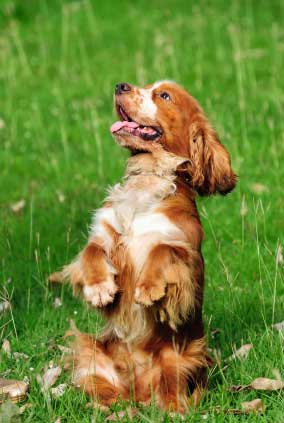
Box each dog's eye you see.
[160,92,171,101]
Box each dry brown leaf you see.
[41,366,62,391]
[228,344,253,361]
[230,377,284,393]
[10,199,26,214]
[0,378,29,403]
[54,419,61,423]
[250,377,284,391]
[0,300,10,314]
[51,383,67,398]
[13,352,29,360]
[273,321,284,332]
[241,398,265,413]
[0,342,28,361]
[228,384,249,392]
[2,339,11,356]
[250,183,269,194]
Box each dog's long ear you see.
[187,115,236,195]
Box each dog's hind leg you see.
[69,330,129,407]
[154,338,209,414]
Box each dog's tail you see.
[48,255,83,291]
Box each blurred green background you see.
[0,0,284,421]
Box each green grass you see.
[1,0,284,421]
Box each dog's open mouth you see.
[110,106,162,141]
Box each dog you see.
[59,81,236,414]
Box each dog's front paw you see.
[83,277,118,307]
[134,282,166,306]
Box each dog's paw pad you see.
[83,278,118,307]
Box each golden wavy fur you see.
[57,81,236,414]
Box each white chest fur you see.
[108,173,176,233]
[90,153,187,259]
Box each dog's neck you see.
[125,150,188,179]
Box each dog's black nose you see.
[115,82,132,95]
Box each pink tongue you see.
[110,121,139,133]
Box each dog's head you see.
[111,81,236,195]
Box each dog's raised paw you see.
[83,278,118,307]
[134,283,166,306]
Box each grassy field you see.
[1,0,284,421]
